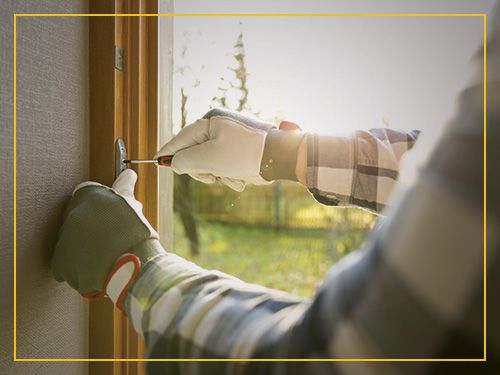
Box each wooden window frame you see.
[89,0,172,373]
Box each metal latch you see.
[115,138,128,178]
[115,46,124,71]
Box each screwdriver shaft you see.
[123,159,158,164]
[123,155,173,167]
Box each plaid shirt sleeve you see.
[305,128,420,213]
[121,4,499,373]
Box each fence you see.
[190,179,377,231]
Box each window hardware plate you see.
[115,138,128,178]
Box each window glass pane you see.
[166,9,481,297]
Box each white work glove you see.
[155,109,276,192]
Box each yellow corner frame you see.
[13,12,488,363]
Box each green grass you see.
[173,214,371,298]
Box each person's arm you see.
[52,4,498,372]
[156,109,419,215]
[296,129,420,213]
[125,5,498,373]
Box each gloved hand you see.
[51,169,166,307]
[155,108,305,192]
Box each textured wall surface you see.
[0,1,89,373]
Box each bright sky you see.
[172,1,486,135]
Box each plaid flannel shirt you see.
[306,128,420,212]
[122,5,499,373]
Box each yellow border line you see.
[483,13,488,362]
[13,13,17,362]
[12,358,489,362]
[13,12,487,363]
[15,13,486,17]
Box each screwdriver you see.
[123,155,173,167]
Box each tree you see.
[175,30,257,255]
[173,34,201,257]
[211,32,255,115]
[174,88,201,256]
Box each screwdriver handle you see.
[157,155,173,167]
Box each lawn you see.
[172,214,373,298]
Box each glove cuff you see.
[107,239,165,310]
[104,253,141,310]
[260,129,306,182]
[82,239,165,310]
[127,238,165,265]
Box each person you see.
[51,6,499,374]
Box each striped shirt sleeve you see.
[306,129,420,213]
[124,253,311,373]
